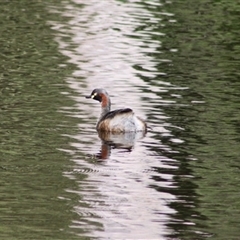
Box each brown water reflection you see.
[97,131,146,160]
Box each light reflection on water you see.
[50,0,184,238]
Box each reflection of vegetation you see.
[130,0,240,239]
[0,1,81,239]
[161,1,240,239]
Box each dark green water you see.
[0,0,240,239]
[162,1,240,239]
[0,1,80,239]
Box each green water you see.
[1,0,240,239]
[0,1,81,239]
[162,1,240,239]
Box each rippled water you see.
[50,1,178,238]
[1,0,240,239]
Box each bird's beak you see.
[85,95,92,99]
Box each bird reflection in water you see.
[96,131,146,160]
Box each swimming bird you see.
[85,88,147,133]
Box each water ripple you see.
[49,0,188,238]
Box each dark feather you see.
[101,108,133,121]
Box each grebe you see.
[86,88,147,133]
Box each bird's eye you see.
[91,92,97,98]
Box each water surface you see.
[1,0,240,239]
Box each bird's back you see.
[97,108,146,133]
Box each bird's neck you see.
[100,95,111,119]
[101,105,110,119]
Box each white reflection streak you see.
[49,0,176,239]
[50,0,160,116]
